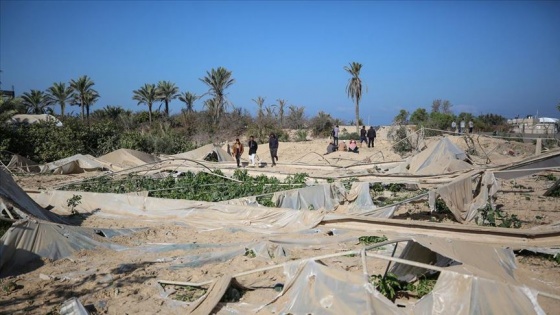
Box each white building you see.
[507,116,558,135]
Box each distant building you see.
[0,89,15,99]
[507,115,558,135]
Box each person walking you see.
[451,121,457,134]
[360,126,367,148]
[459,120,465,134]
[468,120,474,134]
[247,136,258,167]
[367,126,376,148]
[269,133,279,167]
[232,138,244,168]
[332,125,340,147]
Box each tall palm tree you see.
[199,67,235,125]
[46,82,73,117]
[344,62,364,133]
[178,91,199,113]
[133,83,157,124]
[156,81,179,117]
[252,96,265,119]
[276,99,287,128]
[70,75,96,121]
[21,90,49,114]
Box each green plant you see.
[370,183,384,193]
[434,198,451,215]
[370,273,401,301]
[244,248,256,258]
[415,275,438,298]
[294,129,308,142]
[60,170,308,207]
[476,203,522,228]
[358,235,388,245]
[392,126,413,154]
[172,285,207,302]
[66,194,82,214]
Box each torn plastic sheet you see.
[0,220,131,277]
[0,168,67,223]
[428,171,499,223]
[60,297,89,315]
[271,182,346,211]
[40,154,107,174]
[30,190,326,234]
[259,260,401,314]
[413,271,545,315]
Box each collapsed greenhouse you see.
[1,132,559,314]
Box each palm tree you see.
[199,67,235,125]
[133,83,157,124]
[252,96,265,119]
[156,81,179,117]
[21,90,49,114]
[0,96,25,122]
[83,89,99,122]
[344,62,364,133]
[178,91,199,113]
[276,99,287,128]
[45,82,73,117]
[70,75,96,121]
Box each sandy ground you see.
[2,129,560,314]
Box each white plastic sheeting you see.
[261,260,401,314]
[169,144,234,162]
[0,167,66,223]
[30,190,326,234]
[388,137,473,175]
[0,220,129,276]
[40,154,107,174]
[271,183,346,211]
[97,148,160,170]
[428,171,499,223]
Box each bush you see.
[293,129,308,142]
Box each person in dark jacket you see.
[268,133,279,167]
[247,136,258,167]
[367,126,376,148]
[360,126,367,148]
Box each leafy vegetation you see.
[358,235,388,245]
[476,203,522,228]
[66,194,82,214]
[60,170,308,206]
[370,272,439,302]
[370,273,401,301]
[168,285,207,302]
[392,126,413,154]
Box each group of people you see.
[451,120,474,134]
[230,133,279,168]
[326,125,376,155]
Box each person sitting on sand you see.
[338,140,347,152]
[348,140,359,153]
[324,142,336,155]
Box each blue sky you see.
[1,1,559,125]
